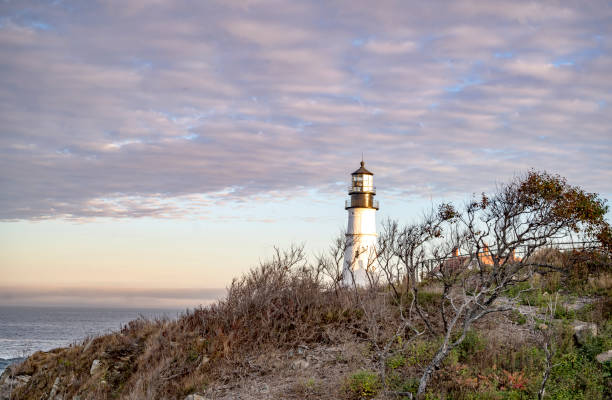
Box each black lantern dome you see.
[346,161,379,210]
[351,160,373,176]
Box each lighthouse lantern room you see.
[343,161,379,287]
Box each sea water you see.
[0,306,182,375]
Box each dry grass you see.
[6,247,611,399]
[8,248,383,399]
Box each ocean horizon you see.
[0,305,184,375]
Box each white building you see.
[342,161,379,287]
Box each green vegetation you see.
[3,171,609,399]
[547,352,605,399]
[344,370,381,400]
[453,330,485,363]
[4,248,609,399]
[386,353,406,370]
[509,310,527,325]
[4,245,609,400]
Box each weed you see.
[386,353,406,370]
[553,305,576,321]
[579,320,612,361]
[187,349,199,362]
[405,339,440,367]
[417,290,443,305]
[454,330,485,363]
[547,351,605,399]
[509,310,527,325]
[344,370,381,400]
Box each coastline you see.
[0,358,24,376]
[0,306,183,376]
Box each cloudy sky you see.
[1,0,611,307]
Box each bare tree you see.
[412,171,610,396]
[537,293,559,400]
[371,171,610,397]
[375,218,402,297]
[317,230,349,295]
[321,171,608,399]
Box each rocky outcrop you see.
[573,322,597,346]
[0,366,31,400]
[90,359,102,376]
[49,376,61,400]
[184,394,207,400]
[596,350,612,364]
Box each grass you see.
[344,370,381,400]
[6,247,611,400]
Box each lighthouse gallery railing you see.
[345,199,379,209]
[348,186,376,194]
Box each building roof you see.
[352,161,373,175]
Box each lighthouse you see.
[342,161,379,287]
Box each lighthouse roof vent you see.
[351,161,373,175]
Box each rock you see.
[82,338,94,353]
[596,350,612,364]
[0,358,25,377]
[90,359,102,376]
[292,359,309,370]
[573,322,597,346]
[49,376,60,399]
[199,356,210,367]
[184,394,207,400]
[0,367,31,400]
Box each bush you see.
[554,305,576,321]
[386,353,406,370]
[579,320,612,361]
[576,297,612,325]
[455,330,485,363]
[405,339,441,367]
[519,288,548,308]
[344,370,381,400]
[509,310,527,325]
[547,351,605,400]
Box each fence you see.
[414,240,606,281]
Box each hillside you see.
[2,171,611,399]
[1,247,611,400]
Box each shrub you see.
[386,353,406,370]
[553,305,576,321]
[547,351,605,400]
[509,310,527,325]
[417,289,443,305]
[454,330,485,363]
[518,288,548,308]
[344,370,381,400]
[579,320,612,361]
[405,339,441,367]
[576,296,612,325]
[505,281,532,298]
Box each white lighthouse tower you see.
[343,161,379,287]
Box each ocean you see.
[0,306,183,375]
